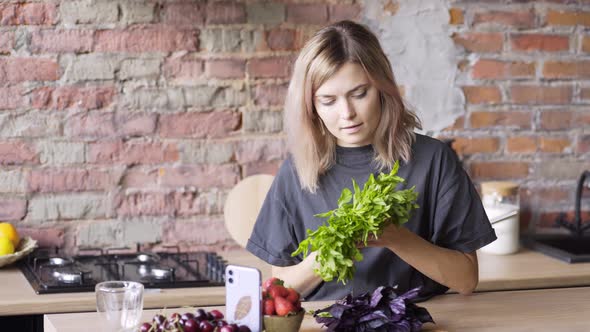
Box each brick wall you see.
[0,0,588,253]
[0,0,359,253]
[445,0,590,232]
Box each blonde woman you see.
[246,21,496,301]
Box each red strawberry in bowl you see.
[263,277,284,290]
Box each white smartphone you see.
[225,264,262,332]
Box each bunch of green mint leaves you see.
[292,161,419,284]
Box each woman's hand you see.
[361,223,402,248]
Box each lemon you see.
[0,236,15,256]
[0,222,20,247]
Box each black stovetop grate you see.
[18,246,226,294]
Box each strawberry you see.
[263,298,275,315]
[274,296,296,317]
[262,290,268,299]
[263,277,284,291]
[268,284,289,299]
[285,288,300,303]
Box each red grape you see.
[210,309,224,320]
[195,308,208,321]
[139,322,152,332]
[181,312,195,322]
[199,320,215,332]
[183,318,200,332]
[152,314,166,325]
[238,325,252,332]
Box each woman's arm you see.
[370,225,479,295]
[271,251,324,298]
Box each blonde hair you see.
[284,20,421,193]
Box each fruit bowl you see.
[263,309,305,332]
[0,237,37,268]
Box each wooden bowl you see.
[263,310,305,332]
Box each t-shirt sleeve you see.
[246,163,302,267]
[430,144,497,253]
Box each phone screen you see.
[225,264,262,332]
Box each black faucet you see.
[556,170,590,237]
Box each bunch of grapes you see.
[138,309,252,332]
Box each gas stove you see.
[18,245,226,294]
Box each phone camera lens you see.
[228,270,233,276]
[228,277,234,284]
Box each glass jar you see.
[480,181,520,255]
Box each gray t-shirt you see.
[246,134,497,301]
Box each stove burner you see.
[136,252,160,263]
[52,270,82,284]
[46,257,74,267]
[137,265,173,280]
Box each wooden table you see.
[44,286,590,332]
[3,248,590,315]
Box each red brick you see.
[583,35,590,53]
[449,8,464,25]
[473,10,535,28]
[163,56,204,82]
[88,141,179,164]
[0,86,23,110]
[470,162,530,180]
[243,161,282,177]
[0,141,38,165]
[451,137,500,156]
[510,86,572,104]
[161,217,234,249]
[253,84,288,107]
[511,34,569,52]
[205,59,246,79]
[287,4,328,24]
[17,227,65,248]
[462,86,502,104]
[0,30,13,53]
[160,164,240,189]
[329,4,361,22]
[116,113,158,137]
[0,198,26,221]
[122,169,159,188]
[0,58,59,83]
[0,3,57,26]
[95,27,198,53]
[64,111,116,138]
[31,85,116,111]
[539,137,571,153]
[206,2,245,24]
[472,59,535,80]
[247,57,292,79]
[577,135,590,153]
[235,139,286,163]
[117,191,215,217]
[30,29,93,53]
[159,111,241,138]
[469,111,532,129]
[581,87,590,100]
[117,192,176,217]
[546,10,590,26]
[453,32,503,53]
[28,169,118,193]
[543,61,590,79]
[266,28,296,51]
[520,187,571,207]
[162,3,205,26]
[507,136,537,153]
[541,110,570,130]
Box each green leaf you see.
[291,161,419,284]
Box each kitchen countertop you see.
[45,286,590,332]
[3,248,590,316]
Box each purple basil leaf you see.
[370,286,385,307]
